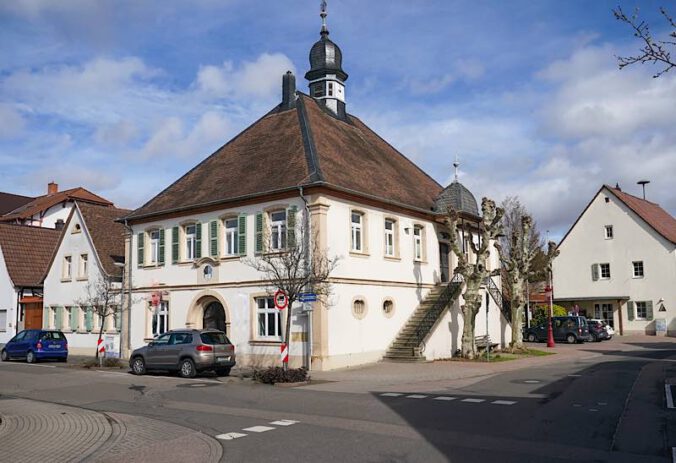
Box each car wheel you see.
[1,350,8,361]
[566,334,576,344]
[216,367,231,377]
[591,333,599,342]
[26,351,36,363]
[527,333,537,343]
[179,358,197,378]
[131,356,146,375]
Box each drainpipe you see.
[299,186,312,370]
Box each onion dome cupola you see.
[434,159,480,217]
[305,1,349,118]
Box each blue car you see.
[1,329,68,363]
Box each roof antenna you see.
[453,154,460,182]
[320,0,329,37]
[637,179,650,200]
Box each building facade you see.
[553,185,676,336]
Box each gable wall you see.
[0,247,19,343]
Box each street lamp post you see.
[546,269,555,348]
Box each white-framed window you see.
[635,301,647,320]
[152,301,169,337]
[79,254,88,278]
[149,230,160,264]
[413,225,423,261]
[632,261,644,278]
[604,225,613,239]
[224,218,239,255]
[599,263,610,279]
[0,309,6,331]
[270,210,287,251]
[351,212,363,252]
[256,297,282,339]
[384,219,395,257]
[185,224,197,260]
[63,256,72,280]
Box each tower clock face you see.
[203,265,213,281]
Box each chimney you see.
[281,71,296,110]
[48,182,58,195]
[54,219,65,231]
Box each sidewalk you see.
[303,335,675,394]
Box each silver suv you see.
[129,329,236,378]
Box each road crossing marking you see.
[242,425,275,433]
[380,393,403,397]
[216,433,247,440]
[270,420,299,426]
[461,398,485,403]
[433,396,457,401]
[491,400,516,405]
[406,394,427,399]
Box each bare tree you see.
[244,212,339,370]
[76,273,123,359]
[613,6,676,78]
[446,198,504,359]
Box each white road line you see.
[216,432,247,440]
[568,374,581,377]
[242,426,275,433]
[491,400,516,405]
[597,402,607,406]
[433,396,457,401]
[380,393,403,397]
[23,363,56,368]
[461,398,485,403]
[524,380,541,384]
[406,394,427,399]
[270,420,299,426]
[589,408,599,412]
[666,383,675,409]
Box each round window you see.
[352,298,367,320]
[382,299,395,318]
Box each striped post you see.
[280,343,289,364]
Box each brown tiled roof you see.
[77,203,131,277]
[0,187,113,223]
[607,186,676,244]
[126,93,442,221]
[0,192,34,216]
[0,224,61,287]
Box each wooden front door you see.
[24,303,43,329]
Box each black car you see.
[525,316,592,344]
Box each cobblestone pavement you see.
[0,397,222,463]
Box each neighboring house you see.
[0,192,34,216]
[0,182,113,229]
[43,202,130,355]
[553,185,676,336]
[121,13,510,370]
[0,224,61,344]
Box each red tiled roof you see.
[0,192,34,216]
[607,185,676,244]
[126,93,442,221]
[0,224,61,287]
[77,203,131,276]
[0,187,113,223]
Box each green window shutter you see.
[591,264,599,281]
[55,306,63,330]
[238,213,247,256]
[115,310,122,331]
[43,307,50,328]
[137,233,145,267]
[255,212,264,254]
[210,220,219,257]
[158,228,165,265]
[172,226,179,263]
[195,223,202,259]
[85,307,93,332]
[287,206,298,248]
[70,307,79,331]
[646,301,653,321]
[627,301,635,321]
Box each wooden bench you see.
[475,335,498,351]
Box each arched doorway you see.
[203,301,226,332]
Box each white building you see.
[0,224,61,343]
[553,185,676,336]
[121,11,510,370]
[42,202,129,355]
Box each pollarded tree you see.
[76,273,123,359]
[446,197,504,359]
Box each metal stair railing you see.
[484,276,511,322]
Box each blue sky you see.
[1,0,674,239]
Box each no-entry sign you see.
[274,289,288,310]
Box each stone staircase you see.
[383,275,463,362]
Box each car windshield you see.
[200,332,230,345]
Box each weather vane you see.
[453,154,460,182]
[320,1,328,34]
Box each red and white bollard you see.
[280,343,289,365]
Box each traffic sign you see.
[299,293,317,303]
[274,290,288,310]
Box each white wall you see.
[554,188,676,335]
[0,248,19,344]
[26,202,74,228]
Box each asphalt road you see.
[0,341,674,463]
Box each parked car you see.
[587,319,610,342]
[525,316,592,344]
[589,319,614,339]
[129,329,236,378]
[0,329,68,363]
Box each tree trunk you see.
[460,306,477,359]
[510,278,524,350]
